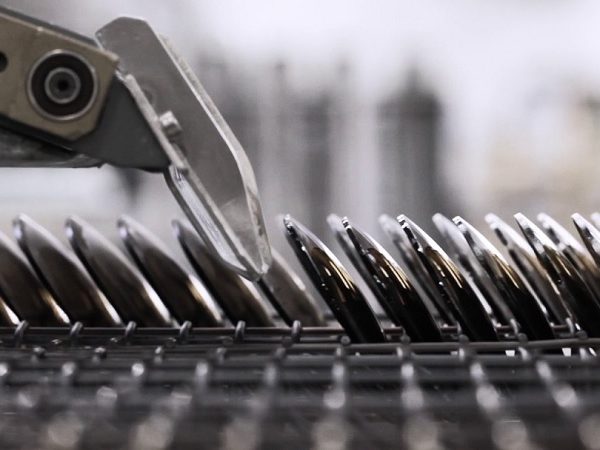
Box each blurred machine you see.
[2,6,600,450]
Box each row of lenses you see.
[0,214,323,330]
[2,211,600,344]
[283,212,600,343]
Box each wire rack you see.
[2,212,600,447]
[0,321,597,449]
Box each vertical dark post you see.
[299,93,333,240]
[377,70,447,231]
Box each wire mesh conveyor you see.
[0,211,600,448]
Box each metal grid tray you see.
[0,322,598,449]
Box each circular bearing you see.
[27,50,98,121]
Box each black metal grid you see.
[0,322,597,449]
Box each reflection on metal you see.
[0,229,67,326]
[173,219,274,327]
[434,213,513,325]
[283,214,386,343]
[0,211,597,344]
[328,214,442,342]
[65,216,172,327]
[515,213,600,336]
[257,249,326,327]
[118,216,223,327]
[454,216,554,340]
[394,215,498,341]
[14,214,119,326]
[486,213,570,324]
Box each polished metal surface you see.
[379,214,455,325]
[572,214,600,271]
[257,249,326,326]
[454,216,555,340]
[486,214,570,324]
[283,215,386,343]
[118,216,223,327]
[433,213,512,325]
[0,294,20,326]
[65,216,173,327]
[1,211,600,341]
[515,213,600,336]
[329,214,442,342]
[0,230,67,325]
[394,215,498,341]
[328,214,381,297]
[172,219,274,327]
[14,214,121,326]
[538,212,600,301]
